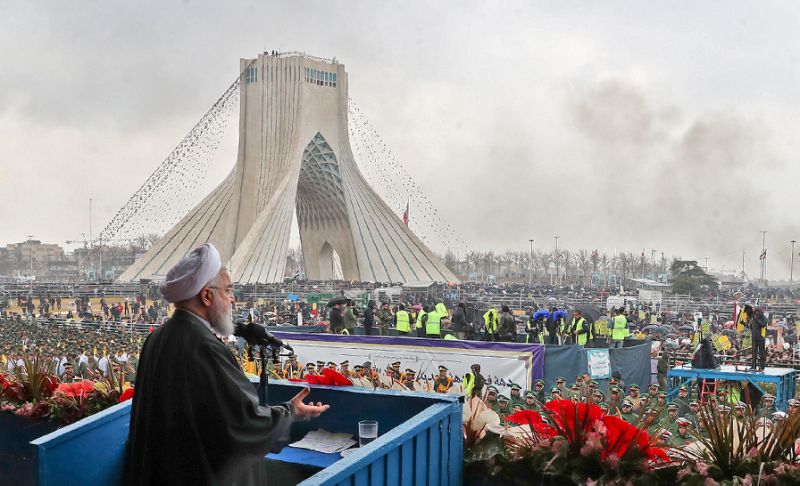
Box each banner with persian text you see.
[273,332,545,394]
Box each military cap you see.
[353,365,363,370]
[789,399,800,407]
[679,385,688,391]
[571,383,581,390]
[609,376,619,383]
[667,402,679,410]
[676,417,692,427]
[405,368,415,374]
[306,363,317,369]
[588,380,598,386]
[326,361,336,367]
[340,360,349,365]
[391,361,401,367]
[438,365,448,372]
[690,400,700,406]
[510,382,522,390]
[524,390,536,397]
[772,411,788,421]
[622,399,633,407]
[555,376,566,383]
[550,386,561,393]
[735,402,746,410]
[498,394,510,403]
[487,385,498,393]
[629,384,640,390]
[609,386,620,393]
[535,379,545,385]
[316,360,325,366]
[763,393,775,400]
[657,391,667,397]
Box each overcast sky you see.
[1,1,798,279]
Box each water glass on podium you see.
[358,420,378,447]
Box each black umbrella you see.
[326,295,350,307]
[572,306,602,323]
[678,325,694,332]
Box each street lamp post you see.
[791,240,797,292]
[528,239,534,285]
[553,236,560,285]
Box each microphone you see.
[233,318,293,352]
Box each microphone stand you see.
[257,344,290,406]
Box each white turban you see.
[159,243,222,303]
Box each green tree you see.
[669,259,718,295]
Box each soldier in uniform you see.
[673,417,694,446]
[675,385,691,417]
[684,400,701,430]
[788,399,800,416]
[549,387,563,402]
[591,390,604,405]
[533,379,546,403]
[402,369,418,391]
[607,387,623,416]
[340,360,354,377]
[555,377,568,396]
[283,354,302,378]
[485,385,499,409]
[496,394,512,423]
[758,394,777,418]
[627,384,642,414]
[523,390,539,410]
[509,383,524,408]
[620,399,638,425]
[434,365,453,393]
[390,361,402,381]
[659,403,680,435]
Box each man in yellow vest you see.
[572,310,592,346]
[424,306,442,338]
[483,308,498,341]
[610,307,628,348]
[415,306,427,337]
[394,304,413,337]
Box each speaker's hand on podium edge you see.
[291,387,330,421]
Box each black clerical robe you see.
[126,309,293,486]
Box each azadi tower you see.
[119,53,458,283]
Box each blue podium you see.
[21,380,463,486]
[667,364,797,411]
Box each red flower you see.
[544,400,604,443]
[506,409,557,438]
[118,388,134,403]
[601,415,640,458]
[321,368,353,387]
[287,377,306,383]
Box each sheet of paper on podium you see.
[289,429,357,454]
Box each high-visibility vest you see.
[396,310,411,333]
[611,315,628,340]
[435,302,448,317]
[463,372,475,397]
[416,310,426,329]
[483,310,498,332]
[426,311,442,336]
[573,317,590,345]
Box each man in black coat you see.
[127,244,329,486]
[751,307,768,371]
[363,300,376,336]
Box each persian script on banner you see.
[586,349,611,379]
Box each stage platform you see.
[667,364,797,411]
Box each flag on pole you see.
[759,249,767,261]
[402,201,409,226]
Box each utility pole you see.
[791,240,797,292]
[651,249,656,279]
[553,236,560,285]
[704,257,709,273]
[528,239,534,285]
[760,230,767,285]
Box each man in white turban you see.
[127,243,329,486]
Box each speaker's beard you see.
[210,302,234,337]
